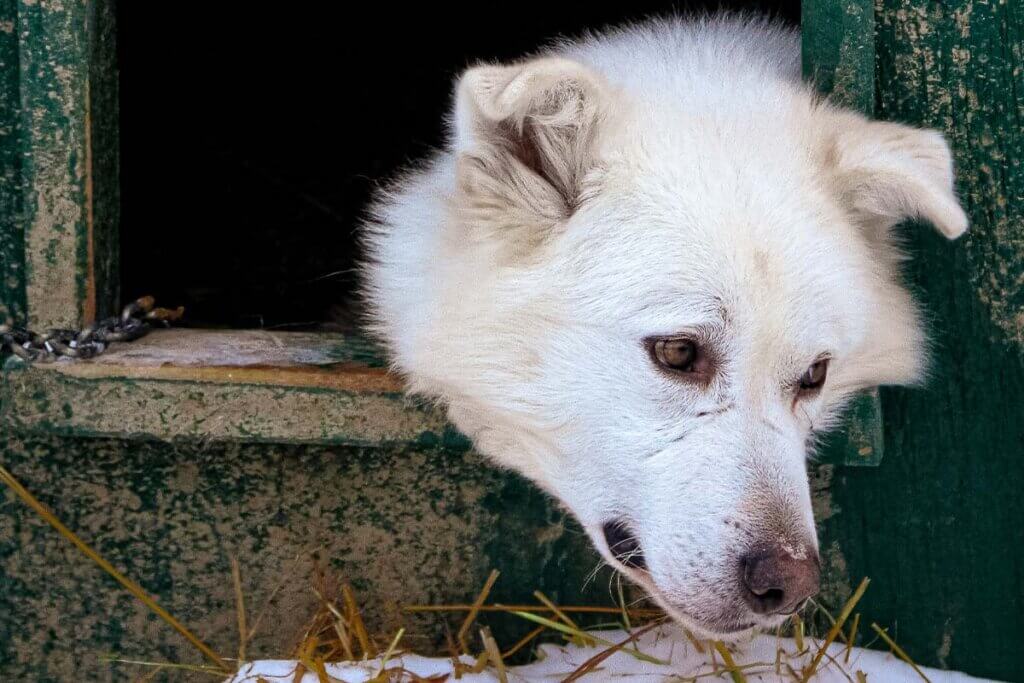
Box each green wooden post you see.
[0,0,118,330]
[0,0,27,325]
[803,0,885,468]
[802,0,874,113]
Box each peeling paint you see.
[1,357,452,446]
[17,0,89,329]
[803,0,875,112]
[936,623,953,669]
[877,0,1024,350]
[0,1,26,324]
[809,463,836,524]
[5,0,119,330]
[0,433,604,682]
[818,540,852,612]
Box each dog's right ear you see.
[824,113,969,242]
[453,58,608,247]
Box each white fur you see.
[361,15,967,637]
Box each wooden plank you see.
[803,0,885,467]
[0,0,26,325]
[1,355,453,447]
[13,0,117,330]
[45,328,400,393]
[820,1,1024,680]
[0,330,447,446]
[84,0,119,322]
[62,328,387,369]
[802,0,875,112]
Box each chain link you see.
[0,296,184,364]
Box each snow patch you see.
[225,626,1000,682]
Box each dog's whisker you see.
[606,565,621,604]
[626,593,655,610]
[581,558,610,592]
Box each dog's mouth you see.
[597,521,777,639]
[647,585,766,638]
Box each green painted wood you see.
[2,0,118,331]
[0,0,26,325]
[0,433,606,682]
[802,0,875,113]
[803,0,885,468]
[820,388,885,467]
[818,1,1024,680]
[84,0,119,319]
[0,357,460,449]
[0,329,435,447]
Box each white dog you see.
[362,15,967,637]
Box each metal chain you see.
[0,296,184,364]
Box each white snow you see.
[224,626,1000,682]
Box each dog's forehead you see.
[558,148,872,352]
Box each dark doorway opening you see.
[117,1,801,330]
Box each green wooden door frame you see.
[807,1,1024,680]
[802,0,885,468]
[0,0,118,333]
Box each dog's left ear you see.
[453,57,608,246]
[826,115,968,240]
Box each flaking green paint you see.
[803,0,875,112]
[0,0,26,324]
[804,0,886,469]
[16,0,90,328]
[1,357,455,447]
[0,433,606,682]
[1,0,118,329]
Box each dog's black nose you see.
[740,546,820,615]
[602,521,647,571]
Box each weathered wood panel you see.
[1,0,118,330]
[802,0,875,112]
[0,0,27,324]
[0,434,605,682]
[1,357,453,448]
[820,1,1024,680]
[803,0,886,469]
[0,330,461,447]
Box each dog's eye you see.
[798,359,829,393]
[651,338,698,372]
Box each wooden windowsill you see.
[44,328,404,393]
[0,329,464,449]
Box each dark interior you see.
[117,1,801,330]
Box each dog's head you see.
[366,53,966,636]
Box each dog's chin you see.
[627,570,780,641]
[658,600,764,640]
